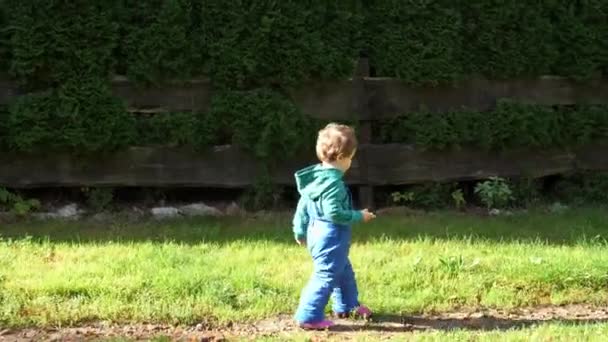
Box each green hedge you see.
[0,1,356,156]
[366,0,608,82]
[197,1,363,89]
[5,86,318,159]
[379,103,608,150]
[135,111,213,148]
[120,0,201,85]
[208,89,317,160]
[0,3,8,74]
[364,0,463,84]
[3,1,607,87]
[458,1,557,79]
[5,80,136,153]
[135,89,318,161]
[3,0,362,88]
[7,1,118,89]
[0,1,607,155]
[555,172,608,204]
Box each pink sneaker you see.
[335,305,373,319]
[298,319,334,330]
[356,305,372,318]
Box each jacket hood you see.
[294,164,344,200]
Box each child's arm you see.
[321,186,364,225]
[292,196,309,241]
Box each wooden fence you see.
[1,60,608,207]
[1,143,606,186]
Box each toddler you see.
[292,123,376,329]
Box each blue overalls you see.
[294,191,359,323]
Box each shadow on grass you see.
[1,207,608,246]
[331,312,608,332]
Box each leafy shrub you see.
[6,1,117,88]
[0,4,8,73]
[5,79,136,153]
[136,111,219,148]
[365,0,462,84]
[391,182,460,209]
[379,103,608,151]
[240,172,284,211]
[554,172,608,205]
[549,1,607,79]
[366,1,608,80]
[510,178,543,207]
[451,189,467,210]
[121,0,201,84]
[209,88,317,160]
[82,188,114,212]
[2,0,607,88]
[475,177,514,210]
[391,191,415,206]
[0,187,40,216]
[200,1,362,89]
[459,1,557,79]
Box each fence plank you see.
[2,144,607,188]
[289,80,356,120]
[575,142,608,171]
[0,146,248,188]
[0,146,362,188]
[110,77,212,113]
[366,77,608,119]
[363,144,577,185]
[1,77,607,118]
[505,77,608,106]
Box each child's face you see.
[336,150,356,172]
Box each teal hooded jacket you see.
[292,164,363,240]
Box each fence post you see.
[353,57,375,210]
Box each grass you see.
[1,207,608,329]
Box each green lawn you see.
[1,207,608,331]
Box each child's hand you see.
[295,238,306,246]
[361,209,376,222]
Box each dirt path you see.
[2,304,608,341]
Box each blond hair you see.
[315,123,357,162]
